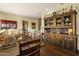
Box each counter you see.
[0,44,19,56]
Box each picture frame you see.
[31,22,36,29]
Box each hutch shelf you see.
[44,10,77,52]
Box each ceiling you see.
[0,3,61,18]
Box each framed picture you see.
[31,22,36,29]
[0,20,17,29]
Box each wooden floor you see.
[40,44,79,56]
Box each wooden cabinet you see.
[19,39,40,56]
[44,10,77,52]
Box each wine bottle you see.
[63,8,64,13]
[70,5,73,12]
[52,12,53,16]
[65,8,66,13]
[53,12,55,15]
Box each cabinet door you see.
[22,21,28,30]
[64,36,75,51]
[22,21,28,35]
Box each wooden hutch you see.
[44,8,77,51]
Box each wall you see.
[0,12,39,34]
[40,3,79,50]
[27,17,39,33]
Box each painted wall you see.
[0,12,39,34]
[40,3,79,50]
[27,17,39,33]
